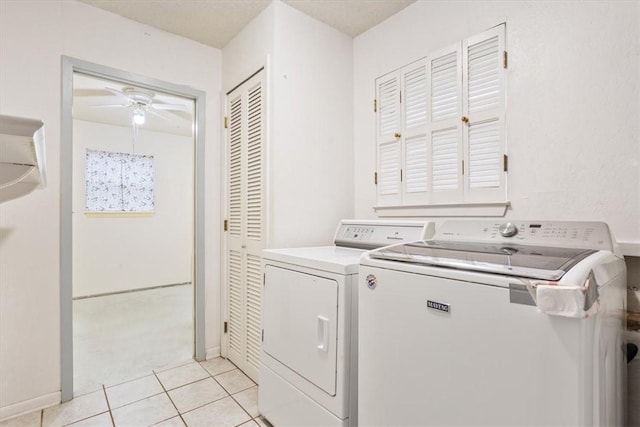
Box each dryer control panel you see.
[334,220,435,250]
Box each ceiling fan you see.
[87,86,190,125]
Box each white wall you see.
[72,120,193,298]
[223,0,354,248]
[270,1,354,247]
[222,2,275,94]
[354,1,640,249]
[0,0,221,418]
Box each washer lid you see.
[369,240,596,281]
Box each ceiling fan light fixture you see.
[133,108,146,125]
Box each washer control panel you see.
[436,220,615,252]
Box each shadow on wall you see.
[0,227,15,246]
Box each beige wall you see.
[72,120,193,298]
[0,0,221,418]
[353,1,640,252]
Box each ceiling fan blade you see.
[146,108,171,121]
[151,103,189,112]
[73,88,114,97]
[89,104,129,108]
[104,87,131,102]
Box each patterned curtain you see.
[86,150,154,212]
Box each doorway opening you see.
[61,57,206,401]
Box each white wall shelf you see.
[0,114,46,203]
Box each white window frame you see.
[374,24,509,217]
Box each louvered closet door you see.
[375,70,402,206]
[225,70,265,383]
[401,59,429,205]
[462,24,506,202]
[427,45,464,204]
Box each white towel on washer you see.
[536,285,587,318]
[524,271,600,318]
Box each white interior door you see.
[224,70,266,382]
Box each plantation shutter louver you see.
[375,71,402,206]
[463,25,506,202]
[427,45,463,203]
[401,60,429,205]
[225,70,265,382]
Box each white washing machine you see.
[359,220,627,427]
[259,220,435,427]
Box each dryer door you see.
[263,265,338,396]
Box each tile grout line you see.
[228,392,254,426]
[104,391,166,413]
[199,361,257,424]
[102,385,116,427]
[152,370,188,426]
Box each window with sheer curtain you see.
[85,149,154,212]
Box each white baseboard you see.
[0,391,60,423]
[205,346,221,360]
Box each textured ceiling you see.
[72,0,416,134]
[77,0,415,48]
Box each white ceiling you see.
[73,0,416,134]
[76,0,416,49]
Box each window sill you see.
[84,211,154,218]
[374,201,510,217]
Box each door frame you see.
[60,56,206,401]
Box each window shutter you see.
[403,62,427,131]
[463,24,506,202]
[375,71,402,206]
[376,71,401,140]
[404,135,428,194]
[431,127,460,190]
[374,24,506,211]
[401,59,429,204]
[427,45,463,203]
[378,141,401,196]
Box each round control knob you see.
[499,222,518,237]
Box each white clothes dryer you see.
[359,220,627,427]
[259,220,435,427]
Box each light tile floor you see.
[1,359,268,427]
